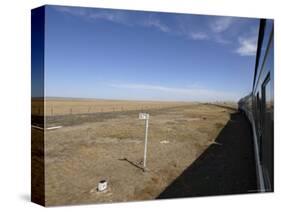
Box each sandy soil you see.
[40,103,233,206]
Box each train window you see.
[256,92,260,109]
[257,21,273,78]
[261,74,270,131]
[260,76,268,164]
[260,73,273,189]
[256,91,262,160]
[256,92,260,130]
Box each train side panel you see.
[252,20,274,191]
[238,19,274,192]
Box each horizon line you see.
[31,96,238,103]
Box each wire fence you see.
[31,104,185,116]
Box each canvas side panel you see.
[31,6,45,206]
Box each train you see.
[238,19,274,192]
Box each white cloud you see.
[55,6,170,32]
[55,6,131,26]
[88,11,131,25]
[55,6,258,56]
[235,36,257,56]
[178,17,233,43]
[54,6,87,16]
[143,17,170,32]
[210,17,234,33]
[110,83,239,101]
[190,32,209,40]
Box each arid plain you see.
[32,99,236,206]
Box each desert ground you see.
[31,100,240,206]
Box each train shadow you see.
[157,112,258,199]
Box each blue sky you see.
[44,5,260,101]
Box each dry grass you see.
[39,102,234,206]
[32,98,193,116]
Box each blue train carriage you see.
[238,19,274,192]
[238,93,253,118]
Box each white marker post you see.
[139,113,150,171]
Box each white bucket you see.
[97,180,108,192]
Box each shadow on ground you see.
[157,112,258,199]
